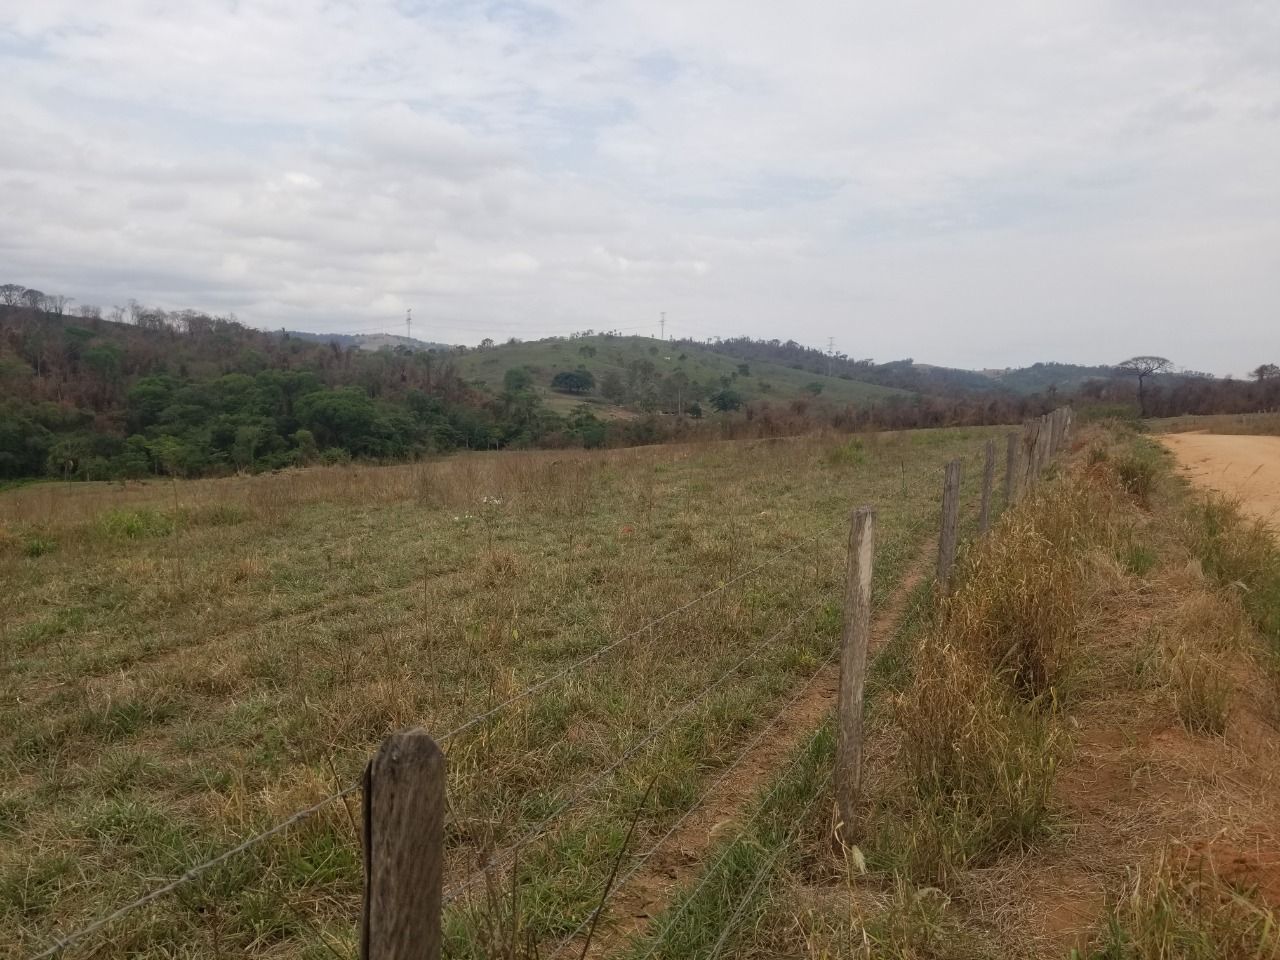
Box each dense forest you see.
[2,283,1276,482]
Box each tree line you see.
[2,283,1276,482]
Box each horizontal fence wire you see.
[433,521,840,746]
[545,642,841,959]
[28,785,360,960]
[704,771,834,960]
[626,757,829,960]
[443,595,826,905]
[26,517,841,960]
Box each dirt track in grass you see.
[1162,432,1280,530]
[576,538,936,958]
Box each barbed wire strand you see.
[28,784,359,960]
[544,645,839,959]
[26,520,840,960]
[629,764,831,960]
[704,771,834,960]
[432,522,839,747]
[443,596,826,905]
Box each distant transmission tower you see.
[827,336,835,377]
[406,308,412,340]
[660,311,666,340]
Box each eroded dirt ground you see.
[1161,432,1280,530]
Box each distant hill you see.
[283,330,456,353]
[689,337,1116,397]
[981,362,1118,395]
[449,334,912,415]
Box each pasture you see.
[1,427,1000,957]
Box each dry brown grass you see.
[701,425,1280,960]
[0,426,1004,958]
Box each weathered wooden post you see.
[362,729,446,960]
[937,459,962,592]
[1022,420,1039,490]
[1004,431,1020,506]
[979,438,996,534]
[835,506,875,846]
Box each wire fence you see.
[442,595,825,906]
[27,514,844,959]
[27,409,1074,960]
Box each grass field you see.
[632,425,1280,959]
[1,426,1002,958]
[450,334,911,411]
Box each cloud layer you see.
[2,1,1278,372]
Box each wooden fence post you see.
[937,459,962,592]
[1004,431,1020,506]
[835,506,875,846]
[978,438,996,534]
[1022,420,1038,490]
[362,729,446,960]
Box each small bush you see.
[95,508,175,540]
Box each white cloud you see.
[1,0,1278,372]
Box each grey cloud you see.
[1,0,1277,371]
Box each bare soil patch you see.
[1162,432,1280,530]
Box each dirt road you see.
[1160,432,1280,530]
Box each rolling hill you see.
[451,334,913,415]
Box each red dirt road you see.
[1161,433,1280,530]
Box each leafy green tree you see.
[567,405,607,448]
[293,428,318,463]
[710,388,743,412]
[296,388,378,451]
[551,368,595,394]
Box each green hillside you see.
[452,334,911,415]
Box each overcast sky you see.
[2,2,1277,374]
